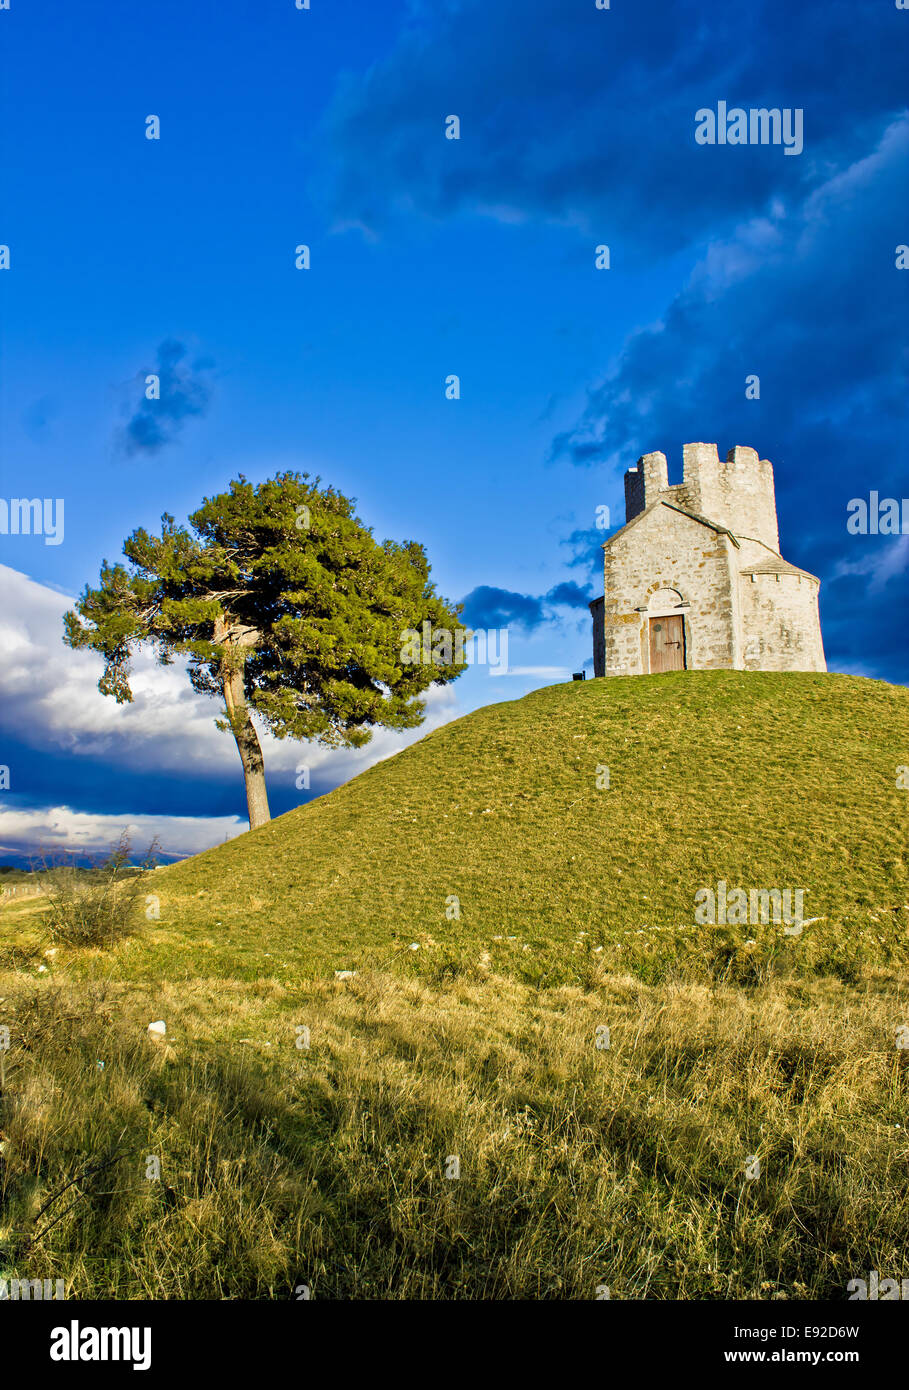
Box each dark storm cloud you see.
[122,340,214,455]
[560,525,608,582]
[318,0,908,260]
[461,579,593,633]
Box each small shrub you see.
[36,834,159,949]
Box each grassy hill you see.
[2,670,909,1300]
[142,669,909,985]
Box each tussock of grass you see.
[2,836,156,955]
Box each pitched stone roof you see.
[740,556,819,582]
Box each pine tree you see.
[64,473,466,829]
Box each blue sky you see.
[0,0,907,859]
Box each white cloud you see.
[0,564,227,773]
[0,804,246,860]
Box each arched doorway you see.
[646,588,687,672]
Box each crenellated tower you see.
[595,441,825,677]
[623,443,780,551]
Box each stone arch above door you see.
[646,585,685,612]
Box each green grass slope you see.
[146,670,909,984]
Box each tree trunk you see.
[223,664,271,830]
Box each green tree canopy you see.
[64,472,466,828]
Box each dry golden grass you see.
[1,960,907,1299]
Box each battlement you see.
[623,442,780,552]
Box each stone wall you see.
[682,443,780,552]
[600,505,737,675]
[738,570,826,671]
[590,595,606,675]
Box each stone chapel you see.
[589,443,826,676]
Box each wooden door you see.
[649,614,685,672]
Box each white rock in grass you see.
[334,970,357,980]
[147,1020,167,1039]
